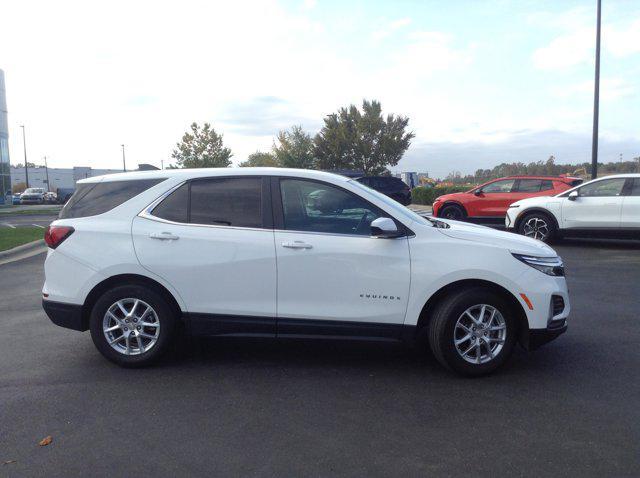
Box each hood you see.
[434,191,470,202]
[434,219,557,257]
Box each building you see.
[10,165,126,192]
[0,69,10,204]
[393,171,430,187]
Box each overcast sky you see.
[1,0,638,178]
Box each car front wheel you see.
[518,212,556,243]
[438,204,466,220]
[89,285,177,367]
[428,287,517,376]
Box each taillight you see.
[44,226,74,249]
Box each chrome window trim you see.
[138,180,269,233]
[138,177,414,238]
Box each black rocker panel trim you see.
[185,313,409,341]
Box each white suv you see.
[43,168,570,375]
[506,174,640,242]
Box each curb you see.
[0,239,47,260]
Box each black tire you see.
[89,284,177,367]
[428,287,517,376]
[439,203,466,220]
[517,211,557,243]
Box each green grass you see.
[0,227,44,252]
[0,207,61,216]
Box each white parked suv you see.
[43,168,570,375]
[20,187,46,204]
[506,174,640,242]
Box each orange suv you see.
[432,176,583,223]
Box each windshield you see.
[349,179,431,226]
[24,188,44,194]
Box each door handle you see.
[150,232,179,241]
[282,241,312,249]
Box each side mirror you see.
[474,189,483,196]
[371,217,401,238]
[568,191,579,201]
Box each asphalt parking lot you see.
[1,239,639,476]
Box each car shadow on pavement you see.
[161,335,566,379]
[556,237,640,250]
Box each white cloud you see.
[532,27,594,70]
[606,19,640,57]
[392,31,474,75]
[371,17,412,40]
[551,77,635,102]
[532,12,640,70]
[302,0,317,10]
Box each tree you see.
[171,122,232,168]
[12,162,43,168]
[239,151,280,167]
[12,182,27,194]
[273,125,315,169]
[314,99,415,175]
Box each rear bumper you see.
[526,320,567,351]
[42,299,87,331]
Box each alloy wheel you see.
[453,304,507,364]
[102,298,160,355]
[523,217,550,241]
[443,207,462,220]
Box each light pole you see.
[44,156,50,192]
[591,0,602,180]
[121,144,126,172]
[20,125,29,188]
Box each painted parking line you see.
[1,223,16,229]
[32,224,45,228]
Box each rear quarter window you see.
[540,180,553,191]
[59,179,165,219]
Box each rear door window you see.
[514,179,543,192]
[540,180,553,191]
[626,178,640,196]
[190,177,262,227]
[60,179,165,219]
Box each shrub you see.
[411,185,472,205]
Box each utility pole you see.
[20,125,29,188]
[161,160,164,170]
[591,0,602,180]
[44,156,50,192]
[121,144,126,172]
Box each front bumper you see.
[505,208,518,229]
[42,299,87,331]
[525,319,567,350]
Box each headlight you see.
[512,253,564,276]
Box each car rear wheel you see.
[518,212,556,243]
[428,287,517,376]
[89,285,177,367]
[439,204,466,220]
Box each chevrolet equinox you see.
[42,168,569,376]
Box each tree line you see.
[171,99,415,175]
[444,155,640,184]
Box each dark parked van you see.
[355,176,412,206]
